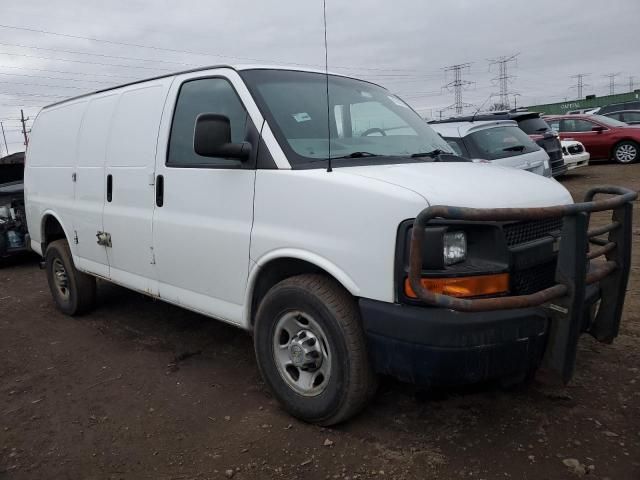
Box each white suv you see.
[430,120,551,177]
[24,66,635,424]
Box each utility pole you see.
[570,73,590,99]
[630,76,636,92]
[512,93,521,109]
[603,73,621,96]
[488,54,519,109]
[20,109,29,148]
[443,63,474,115]
[0,121,8,157]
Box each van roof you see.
[41,64,370,110]
[430,119,518,138]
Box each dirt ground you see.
[1,163,639,480]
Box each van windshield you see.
[241,69,454,166]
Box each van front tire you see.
[254,274,376,426]
[45,239,96,316]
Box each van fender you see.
[244,248,361,325]
[39,209,74,256]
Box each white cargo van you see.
[25,66,636,425]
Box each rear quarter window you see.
[466,126,540,160]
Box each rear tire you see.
[613,141,639,164]
[45,239,96,316]
[254,274,376,425]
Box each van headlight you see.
[443,231,466,265]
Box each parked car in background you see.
[602,110,640,125]
[0,152,29,259]
[431,111,566,176]
[430,120,551,176]
[599,101,640,115]
[545,114,640,164]
[561,140,589,171]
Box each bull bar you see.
[408,185,637,382]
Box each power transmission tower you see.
[443,63,474,115]
[20,109,29,147]
[488,54,519,109]
[570,73,590,99]
[603,73,621,96]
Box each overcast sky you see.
[1,0,638,155]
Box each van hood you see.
[340,161,573,208]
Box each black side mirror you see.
[592,125,606,133]
[194,113,251,160]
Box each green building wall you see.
[526,90,640,115]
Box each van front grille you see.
[511,261,557,295]
[503,218,563,247]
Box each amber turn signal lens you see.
[404,273,509,299]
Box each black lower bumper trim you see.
[360,288,599,386]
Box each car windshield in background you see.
[467,126,539,160]
[240,69,454,166]
[516,117,551,135]
[592,115,629,128]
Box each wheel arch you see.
[245,250,360,329]
[40,210,72,254]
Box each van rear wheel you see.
[254,274,376,425]
[45,239,96,316]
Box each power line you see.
[0,63,140,79]
[0,92,68,98]
[443,63,474,115]
[0,23,445,75]
[488,54,519,109]
[569,73,590,99]
[0,51,175,72]
[603,72,621,95]
[0,41,200,68]
[0,71,115,84]
[0,80,93,90]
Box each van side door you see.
[73,93,118,278]
[102,79,173,294]
[152,70,259,325]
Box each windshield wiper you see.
[503,145,526,152]
[332,151,380,159]
[410,149,444,159]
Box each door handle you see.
[106,174,113,202]
[156,175,164,207]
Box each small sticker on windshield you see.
[292,112,312,122]
[360,91,373,98]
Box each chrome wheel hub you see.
[273,311,331,396]
[616,144,637,163]
[52,258,70,300]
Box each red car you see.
[544,114,640,164]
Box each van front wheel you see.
[45,239,96,316]
[254,274,376,425]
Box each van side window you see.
[167,78,248,167]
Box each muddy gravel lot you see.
[1,163,640,480]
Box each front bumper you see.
[398,186,635,385]
[360,284,599,385]
[564,152,590,170]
